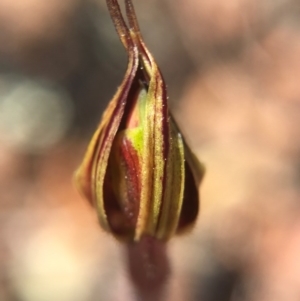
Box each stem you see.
[126,236,170,301]
[106,0,134,50]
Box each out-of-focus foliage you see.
[0,0,299,300]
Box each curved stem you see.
[106,0,135,51]
[124,0,141,36]
[124,0,154,74]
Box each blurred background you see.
[0,0,300,300]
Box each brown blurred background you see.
[0,0,300,300]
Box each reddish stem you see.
[126,236,170,301]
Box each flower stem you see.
[126,236,170,301]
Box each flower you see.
[74,0,204,242]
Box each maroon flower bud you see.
[74,0,204,242]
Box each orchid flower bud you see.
[74,0,204,242]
